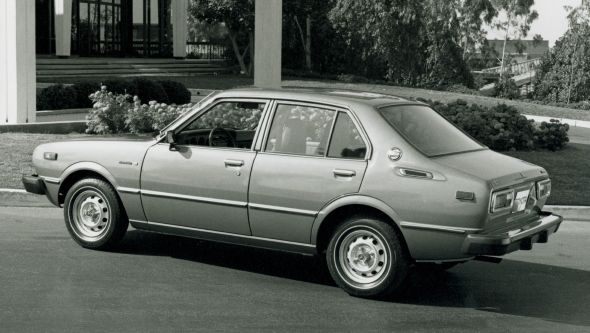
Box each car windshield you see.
[378,104,484,157]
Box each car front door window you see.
[177,101,265,149]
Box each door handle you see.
[333,169,356,177]
[224,159,244,167]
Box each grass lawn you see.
[505,143,590,206]
[0,133,89,189]
[1,133,587,206]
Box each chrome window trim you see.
[160,98,271,152]
[260,100,373,161]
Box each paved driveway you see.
[1,207,589,332]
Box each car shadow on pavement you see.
[397,260,590,327]
[115,230,590,327]
[115,229,335,286]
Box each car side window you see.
[176,101,265,149]
[265,104,335,156]
[327,112,367,159]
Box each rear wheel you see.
[64,178,128,250]
[326,216,409,298]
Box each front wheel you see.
[64,178,128,250]
[326,216,409,298]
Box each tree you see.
[490,0,538,76]
[328,0,426,84]
[189,0,255,75]
[533,1,590,104]
[456,0,497,60]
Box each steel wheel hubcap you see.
[337,228,389,287]
[71,189,110,239]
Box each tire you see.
[326,216,410,298]
[64,178,128,250]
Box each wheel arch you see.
[311,195,409,255]
[58,162,119,206]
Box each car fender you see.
[310,194,404,245]
[59,161,120,190]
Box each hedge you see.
[37,78,192,110]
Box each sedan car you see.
[23,88,562,298]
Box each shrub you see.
[426,99,568,151]
[131,78,169,104]
[101,79,137,96]
[157,80,192,104]
[87,87,194,134]
[36,84,78,110]
[535,119,570,151]
[493,76,520,99]
[86,87,132,134]
[71,81,101,108]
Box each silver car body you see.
[28,88,561,261]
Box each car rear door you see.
[248,101,370,243]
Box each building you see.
[0,0,282,125]
[486,39,550,63]
[36,0,188,58]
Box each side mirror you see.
[166,131,177,151]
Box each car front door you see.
[248,102,370,243]
[140,99,268,235]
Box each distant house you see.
[486,39,550,62]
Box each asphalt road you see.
[1,207,589,333]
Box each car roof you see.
[214,87,422,109]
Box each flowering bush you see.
[86,86,193,134]
[425,99,569,151]
[86,87,132,134]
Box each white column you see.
[0,0,36,124]
[54,0,73,57]
[254,0,282,88]
[172,0,188,58]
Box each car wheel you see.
[326,216,409,298]
[64,178,128,250]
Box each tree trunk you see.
[566,37,579,104]
[248,31,254,76]
[500,25,509,78]
[294,15,312,72]
[228,30,248,75]
[305,15,312,71]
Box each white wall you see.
[0,0,36,124]
[254,0,282,88]
[172,0,188,58]
[54,0,72,57]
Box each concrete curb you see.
[1,189,589,221]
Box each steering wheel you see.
[208,127,237,148]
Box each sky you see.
[485,0,582,47]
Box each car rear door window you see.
[327,112,366,159]
[265,104,335,156]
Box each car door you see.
[140,99,269,235]
[248,101,370,243]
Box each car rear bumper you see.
[462,211,562,256]
[22,175,46,195]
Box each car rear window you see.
[378,104,484,157]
